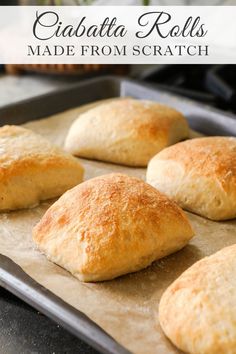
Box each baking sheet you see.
[0,99,236,354]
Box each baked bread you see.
[0,125,84,211]
[147,137,236,220]
[159,244,236,354]
[64,98,189,167]
[33,173,194,282]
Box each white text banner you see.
[0,6,235,64]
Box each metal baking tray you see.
[0,76,236,354]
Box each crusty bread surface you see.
[64,98,189,167]
[33,173,194,282]
[0,125,84,211]
[147,136,236,220]
[159,244,236,354]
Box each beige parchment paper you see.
[0,99,236,354]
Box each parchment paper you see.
[0,99,236,354]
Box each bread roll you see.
[0,125,84,211]
[64,98,189,167]
[147,137,236,220]
[33,173,194,282]
[159,244,236,354]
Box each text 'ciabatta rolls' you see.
[64,98,189,167]
[0,125,84,211]
[147,137,236,220]
[159,244,236,354]
[33,173,194,282]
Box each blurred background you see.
[0,2,236,354]
[1,0,236,7]
[0,0,236,114]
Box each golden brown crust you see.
[147,137,236,220]
[0,125,84,211]
[64,98,189,167]
[33,173,194,282]
[159,244,236,354]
